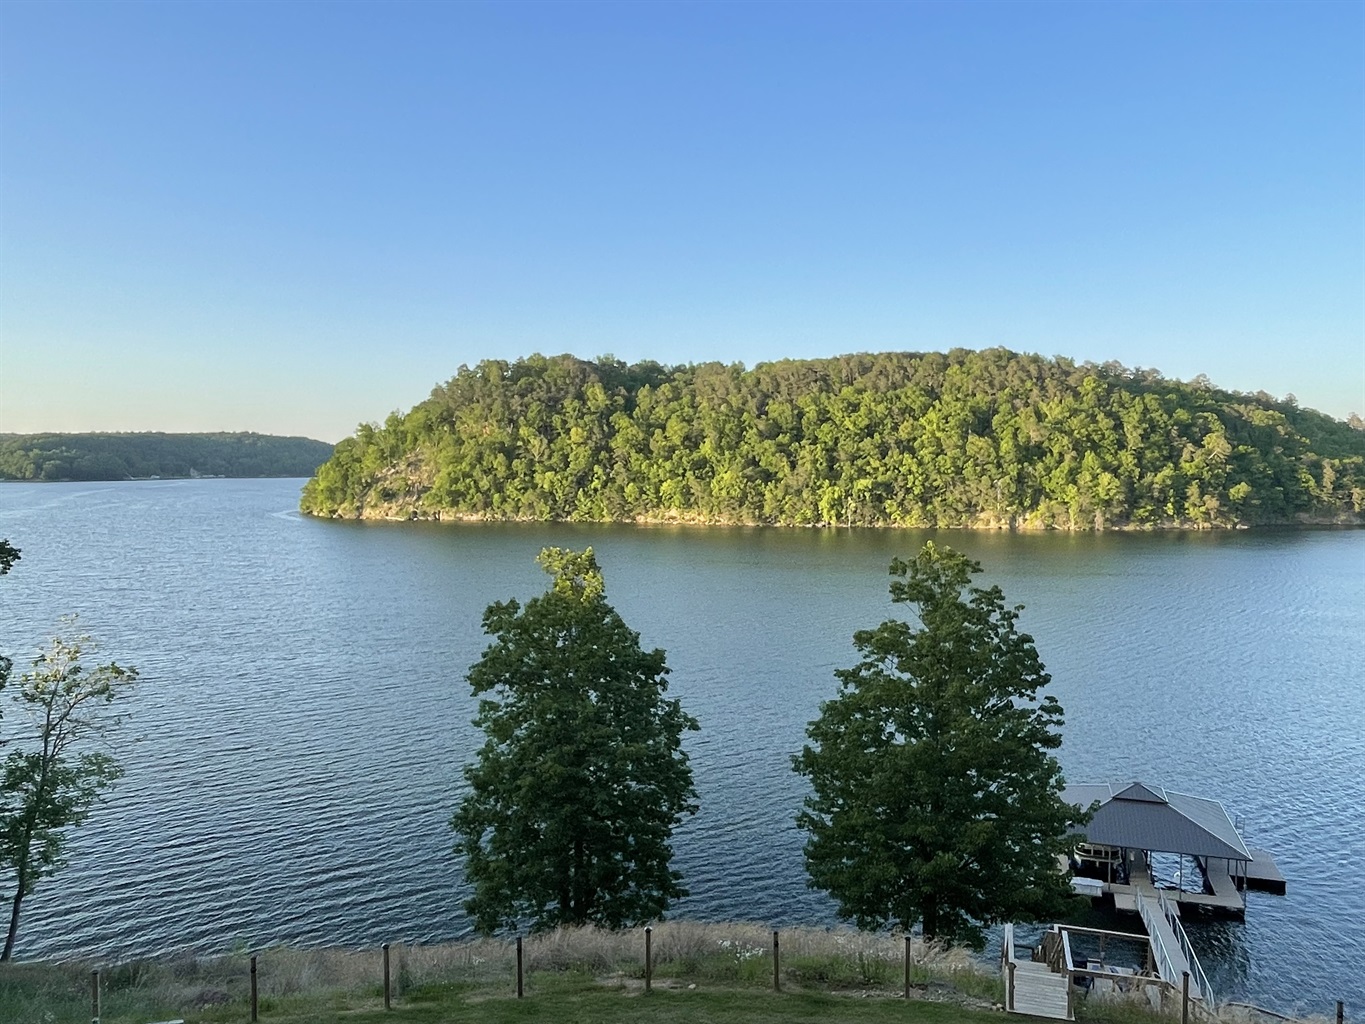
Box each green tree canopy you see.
[0,541,18,577]
[451,547,699,934]
[793,542,1086,948]
[300,349,1365,529]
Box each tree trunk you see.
[2,885,24,962]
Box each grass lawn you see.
[208,976,1004,1024]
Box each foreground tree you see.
[0,627,138,960]
[452,547,699,933]
[794,542,1086,948]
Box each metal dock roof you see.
[1063,781,1253,861]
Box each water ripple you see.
[0,481,1360,1012]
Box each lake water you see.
[0,478,1361,1014]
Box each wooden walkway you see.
[1203,857,1243,905]
[1136,891,1215,1004]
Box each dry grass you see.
[385,921,981,994]
[0,924,1331,1024]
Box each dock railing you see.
[1137,894,1181,989]
[1156,889,1215,1006]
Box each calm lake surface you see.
[0,479,1361,1013]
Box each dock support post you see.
[1337,1001,1344,1024]
[772,930,780,991]
[90,968,100,1024]
[516,936,524,998]
[1181,971,1190,1024]
[250,955,258,1022]
[644,927,652,992]
[1007,960,1015,1012]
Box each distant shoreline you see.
[302,506,1364,532]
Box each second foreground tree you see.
[794,542,1085,947]
[452,547,699,933]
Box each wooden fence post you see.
[904,935,911,999]
[250,955,259,1022]
[772,930,780,992]
[516,936,524,999]
[90,968,100,1024]
[383,943,391,1010]
[1181,970,1190,1024]
[1007,960,1015,1012]
[644,927,653,992]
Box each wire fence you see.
[3,922,990,1023]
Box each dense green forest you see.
[300,349,1365,529]
[0,433,334,481]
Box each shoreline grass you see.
[0,923,1331,1024]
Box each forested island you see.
[0,432,334,482]
[301,349,1365,530]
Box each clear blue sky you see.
[2,0,1361,443]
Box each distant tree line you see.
[301,349,1365,529]
[0,432,335,482]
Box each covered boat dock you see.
[1063,781,1285,915]
[1003,781,1286,1019]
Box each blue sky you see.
[2,0,1361,443]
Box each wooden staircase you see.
[1003,923,1074,1020]
[1003,911,1218,1022]
[1011,959,1073,1019]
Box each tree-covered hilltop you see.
[301,349,1365,529]
[0,432,334,482]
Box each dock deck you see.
[1245,847,1286,894]
[1105,848,1246,914]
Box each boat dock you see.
[1063,781,1286,919]
[1004,781,1287,1020]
